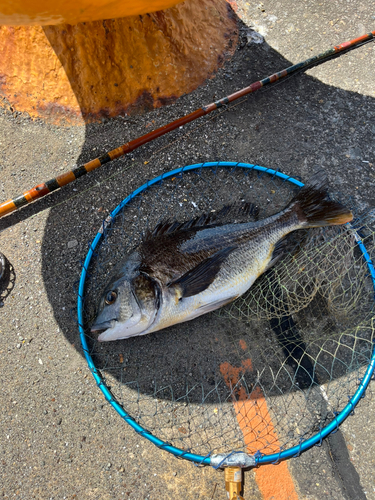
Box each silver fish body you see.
[91,174,353,341]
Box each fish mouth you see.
[90,320,116,333]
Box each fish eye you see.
[105,291,117,305]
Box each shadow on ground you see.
[5,20,375,405]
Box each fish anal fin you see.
[169,246,236,298]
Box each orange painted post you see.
[0,0,185,25]
[0,0,238,124]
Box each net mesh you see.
[81,165,375,458]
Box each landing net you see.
[77,163,375,465]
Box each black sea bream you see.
[91,174,352,341]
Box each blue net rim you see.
[77,162,375,467]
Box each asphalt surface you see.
[1,0,375,498]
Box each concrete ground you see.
[1,0,375,498]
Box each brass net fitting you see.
[224,467,245,500]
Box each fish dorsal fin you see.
[215,201,259,222]
[144,214,213,240]
[144,202,259,241]
[168,246,237,298]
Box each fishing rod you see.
[0,29,374,219]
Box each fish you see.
[91,173,353,341]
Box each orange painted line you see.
[235,396,299,500]
[220,340,299,500]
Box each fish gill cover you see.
[79,164,375,460]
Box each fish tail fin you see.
[291,172,353,227]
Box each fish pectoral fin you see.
[196,295,238,314]
[169,246,237,298]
